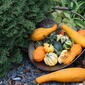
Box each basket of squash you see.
[28,19,85,71]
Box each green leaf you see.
[64,12,71,19]
[74,19,85,29]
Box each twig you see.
[71,11,85,21]
[49,6,85,21]
[52,6,72,11]
[46,6,72,14]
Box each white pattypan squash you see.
[58,50,68,64]
[44,52,58,66]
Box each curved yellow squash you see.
[35,68,85,84]
[61,24,85,48]
[31,24,58,41]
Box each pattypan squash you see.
[57,34,69,43]
[60,36,69,43]
[44,52,58,66]
[44,43,54,53]
[63,40,73,50]
[58,50,68,64]
[57,34,63,41]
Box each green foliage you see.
[52,0,85,29]
[0,0,84,77]
[0,0,55,76]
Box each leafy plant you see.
[52,0,85,29]
[0,0,55,76]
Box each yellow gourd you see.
[35,68,85,84]
[44,43,54,53]
[61,24,85,48]
[31,24,58,41]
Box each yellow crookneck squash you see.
[31,24,58,41]
[78,29,85,36]
[35,68,85,84]
[61,24,85,48]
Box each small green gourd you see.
[63,40,73,50]
[54,42,63,55]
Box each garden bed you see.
[0,51,85,85]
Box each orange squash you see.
[78,30,85,36]
[59,44,82,64]
[35,68,85,84]
[31,24,58,41]
[61,24,85,47]
[32,46,45,62]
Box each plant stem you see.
[51,6,85,21]
[52,6,72,11]
[71,11,85,21]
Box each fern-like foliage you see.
[0,0,55,76]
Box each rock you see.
[24,83,28,85]
[23,69,30,73]
[34,70,42,73]
[83,65,85,68]
[15,81,22,85]
[78,83,83,85]
[0,81,2,85]
[82,60,85,65]
[83,81,85,85]
[12,77,22,81]
[7,80,15,85]
[76,65,82,67]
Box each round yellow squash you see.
[44,52,58,66]
[44,43,54,53]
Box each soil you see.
[0,51,84,85]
